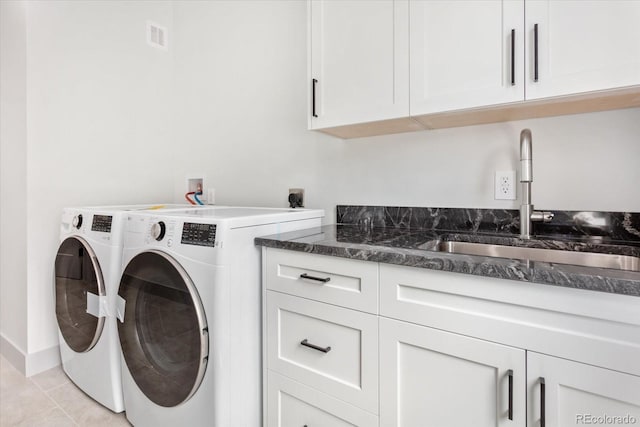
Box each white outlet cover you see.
[495,171,516,200]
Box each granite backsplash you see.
[336,205,640,243]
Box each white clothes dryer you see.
[116,207,324,427]
[54,204,195,412]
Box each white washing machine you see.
[54,204,196,412]
[116,207,324,427]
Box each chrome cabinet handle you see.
[510,29,516,86]
[508,369,514,420]
[299,273,330,283]
[300,339,331,353]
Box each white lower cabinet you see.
[527,352,640,427]
[263,248,640,427]
[379,317,526,427]
[267,372,378,427]
[378,317,640,427]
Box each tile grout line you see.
[4,358,127,426]
[2,358,77,426]
[29,374,80,426]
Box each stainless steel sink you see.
[423,240,640,272]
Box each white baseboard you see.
[26,343,60,377]
[0,333,60,377]
[0,333,26,375]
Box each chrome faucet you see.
[519,129,553,239]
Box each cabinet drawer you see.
[380,263,640,376]
[265,248,378,313]
[267,371,378,427]
[267,291,378,414]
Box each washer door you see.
[118,250,209,408]
[54,236,106,353]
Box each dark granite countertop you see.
[255,224,640,297]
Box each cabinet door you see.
[379,317,526,427]
[527,352,640,427]
[410,0,524,115]
[525,1,640,100]
[309,0,409,129]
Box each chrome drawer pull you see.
[299,273,331,283]
[300,339,331,353]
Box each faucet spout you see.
[520,128,533,183]
[519,129,553,239]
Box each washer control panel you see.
[91,215,113,233]
[181,223,216,247]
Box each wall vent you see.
[146,21,168,50]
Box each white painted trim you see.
[25,343,60,377]
[0,333,26,375]
[0,334,61,377]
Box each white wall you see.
[172,0,338,207]
[318,108,640,218]
[1,1,177,373]
[173,1,640,225]
[0,0,29,365]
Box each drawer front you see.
[267,291,378,413]
[267,372,378,427]
[265,248,378,313]
[380,264,640,376]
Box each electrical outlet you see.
[495,171,516,200]
[288,188,304,208]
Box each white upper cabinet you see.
[410,0,525,115]
[309,0,640,138]
[525,1,640,100]
[309,0,409,129]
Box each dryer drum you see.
[118,251,209,408]
[54,236,105,353]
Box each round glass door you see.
[54,236,105,353]
[118,250,208,408]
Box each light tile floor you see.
[0,355,131,426]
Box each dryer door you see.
[54,236,106,353]
[118,250,209,408]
